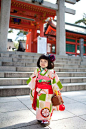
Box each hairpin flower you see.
[49,55,56,62]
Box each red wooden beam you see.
[11,0,56,17]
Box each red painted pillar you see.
[25,30,32,52]
[33,28,37,53]
[30,28,37,52]
[34,28,37,39]
[40,21,44,37]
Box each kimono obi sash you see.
[37,81,51,89]
[36,73,53,94]
[36,81,53,94]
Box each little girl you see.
[26,54,65,126]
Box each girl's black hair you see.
[37,55,54,69]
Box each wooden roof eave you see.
[45,20,56,34]
[11,0,56,17]
[66,30,86,39]
[48,20,56,29]
[44,33,56,38]
[10,13,49,23]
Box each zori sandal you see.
[41,120,50,127]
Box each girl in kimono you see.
[26,54,65,126]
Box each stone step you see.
[2,61,36,67]
[0,66,86,72]
[0,82,86,96]
[16,67,86,72]
[55,63,86,68]
[12,57,34,63]
[1,61,83,68]
[55,60,81,65]
[0,51,86,64]
[0,66,16,71]
[33,58,82,63]
[0,77,86,85]
[1,53,86,67]
[0,52,41,61]
[2,62,26,67]
[55,67,86,72]
[56,72,86,77]
[0,51,41,56]
[0,53,41,60]
[1,60,86,69]
[0,85,30,97]
[80,65,86,68]
[54,63,78,68]
[0,57,12,62]
[0,56,82,64]
[62,82,86,92]
[0,71,86,78]
[81,62,86,65]
[0,72,32,78]
[0,51,84,62]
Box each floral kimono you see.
[26,67,63,121]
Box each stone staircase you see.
[0,51,86,97]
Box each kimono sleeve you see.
[26,68,38,89]
[50,70,63,91]
[54,72,63,90]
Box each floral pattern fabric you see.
[27,67,63,120]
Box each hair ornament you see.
[49,54,56,62]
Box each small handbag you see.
[51,94,64,106]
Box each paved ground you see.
[0,90,86,129]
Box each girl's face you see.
[40,59,48,68]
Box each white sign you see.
[37,36,47,54]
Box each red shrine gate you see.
[0,0,85,56]
[6,0,56,53]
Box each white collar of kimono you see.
[39,67,48,76]
[40,67,47,72]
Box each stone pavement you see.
[0,90,86,129]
